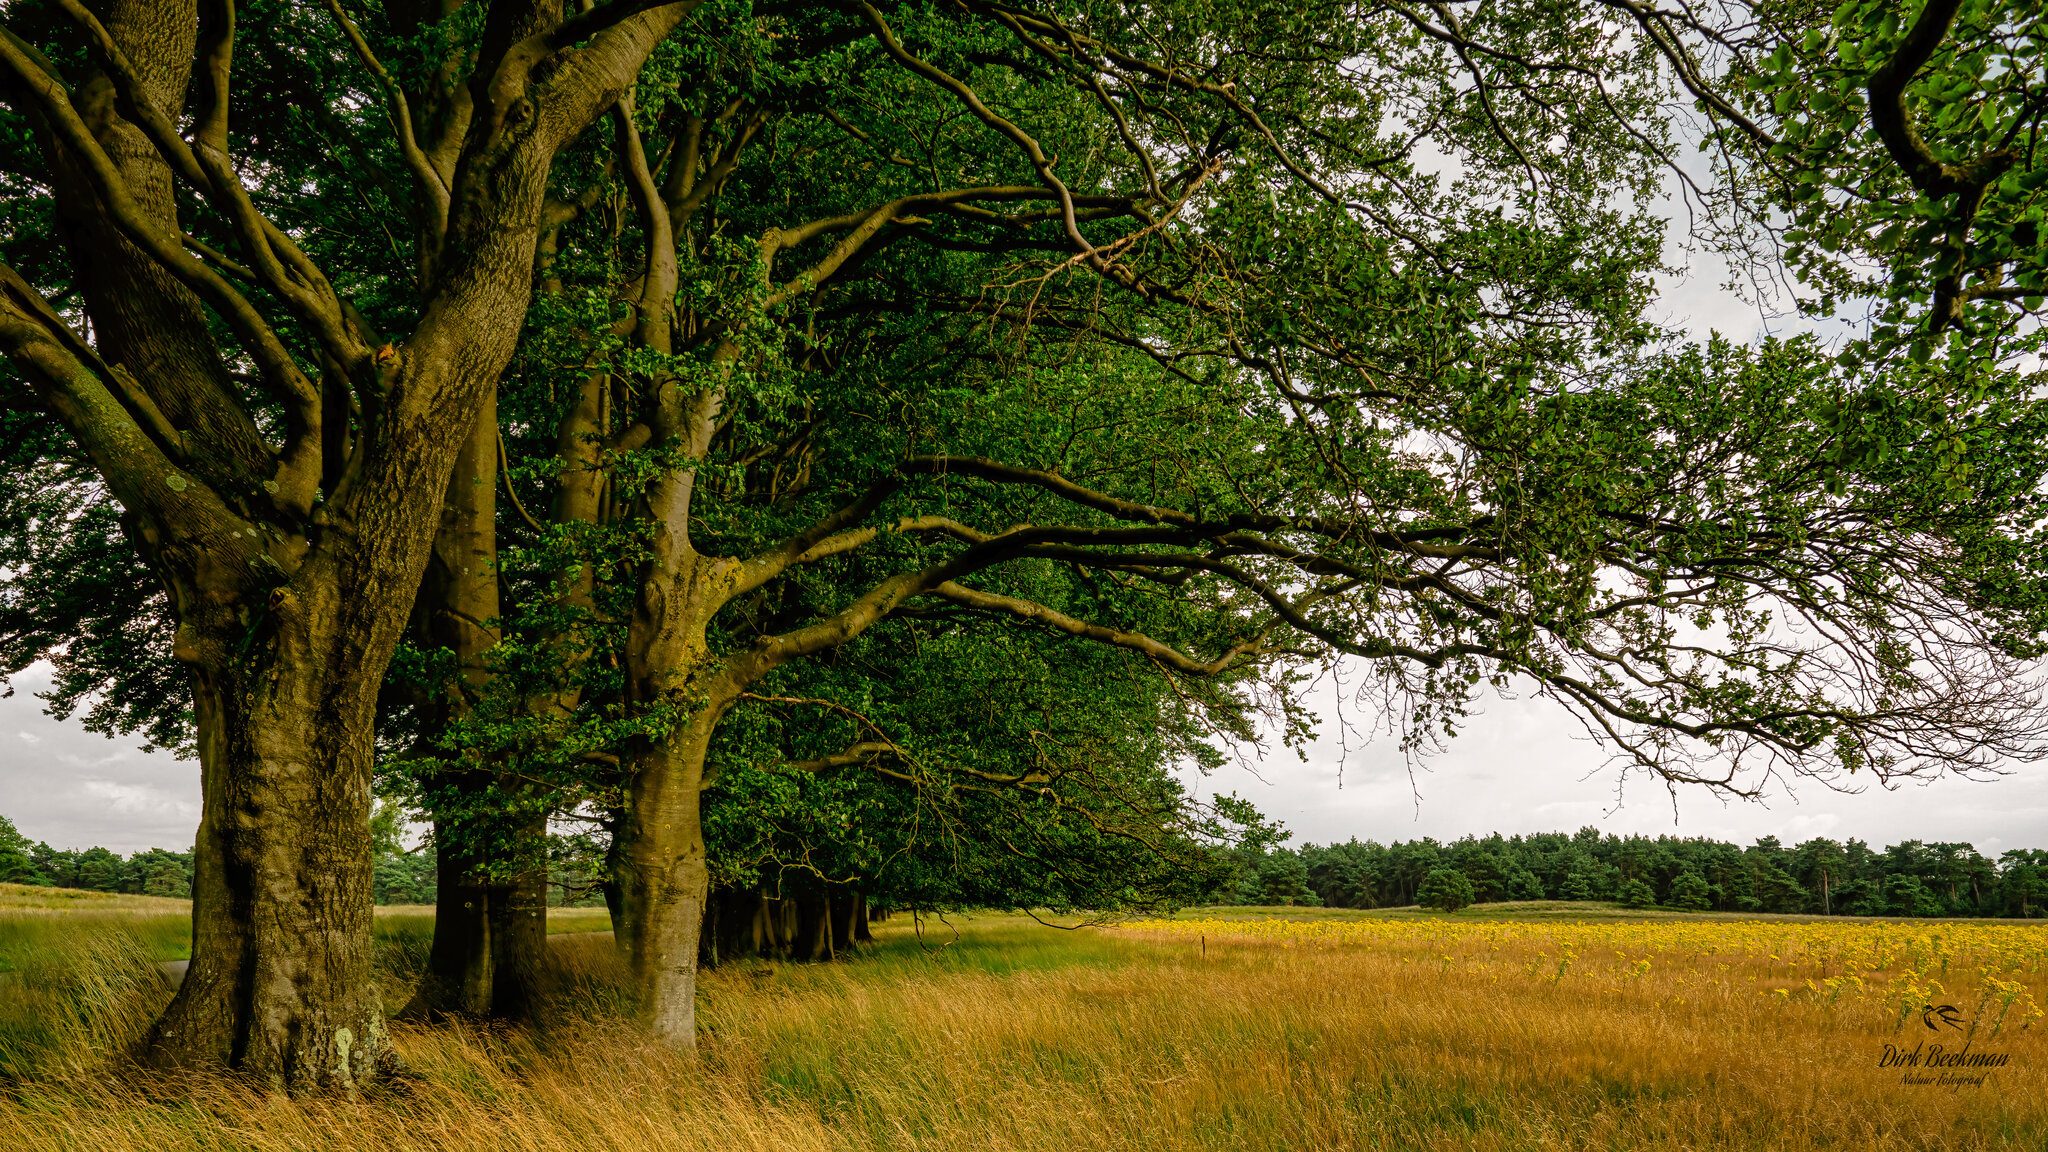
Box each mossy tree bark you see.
[614,706,718,1041]
[613,558,733,1043]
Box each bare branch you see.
[320,0,452,241]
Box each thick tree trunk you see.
[0,0,691,1092]
[403,814,549,1021]
[146,643,388,1090]
[794,887,833,961]
[404,833,550,1022]
[614,720,713,1044]
[414,829,495,1016]
[488,829,551,1018]
[140,353,529,1085]
[615,527,746,1041]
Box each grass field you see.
[3,890,2047,1150]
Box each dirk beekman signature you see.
[1877,1004,2014,1090]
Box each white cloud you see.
[77,780,199,821]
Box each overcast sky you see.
[1180,677,2048,854]
[5,188,2046,857]
[3,662,198,852]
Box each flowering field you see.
[1125,914,2048,1042]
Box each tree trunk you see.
[829,889,858,955]
[402,390,554,1019]
[853,892,874,943]
[146,639,388,1090]
[614,718,713,1045]
[0,0,692,1092]
[488,843,550,1018]
[699,887,764,967]
[794,888,833,961]
[415,829,495,1016]
[405,401,498,1018]
[698,890,722,969]
[777,894,798,954]
[755,891,797,957]
[139,352,529,1085]
[603,842,628,940]
[744,892,773,958]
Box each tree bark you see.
[418,829,495,1015]
[829,889,858,955]
[612,497,741,1039]
[146,612,391,1088]
[852,892,873,944]
[488,836,550,1018]
[405,392,502,1016]
[794,887,833,961]
[614,717,714,1044]
[609,566,725,1042]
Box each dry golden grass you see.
[371,904,617,939]
[3,905,2046,1150]
[0,882,191,915]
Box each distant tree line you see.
[0,815,192,898]
[1219,829,2048,918]
[0,810,612,909]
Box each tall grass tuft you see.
[0,915,176,1079]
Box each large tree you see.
[0,0,692,1088]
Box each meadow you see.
[3,884,2046,1151]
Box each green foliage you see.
[371,847,435,907]
[1417,868,1477,913]
[1668,871,1714,912]
[1880,874,1948,918]
[0,817,39,884]
[12,838,191,899]
[1615,878,1658,910]
[0,426,190,753]
[1272,828,2041,918]
[370,3,2048,928]
[6,0,2048,946]
[1726,0,2048,355]
[1223,844,1322,907]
